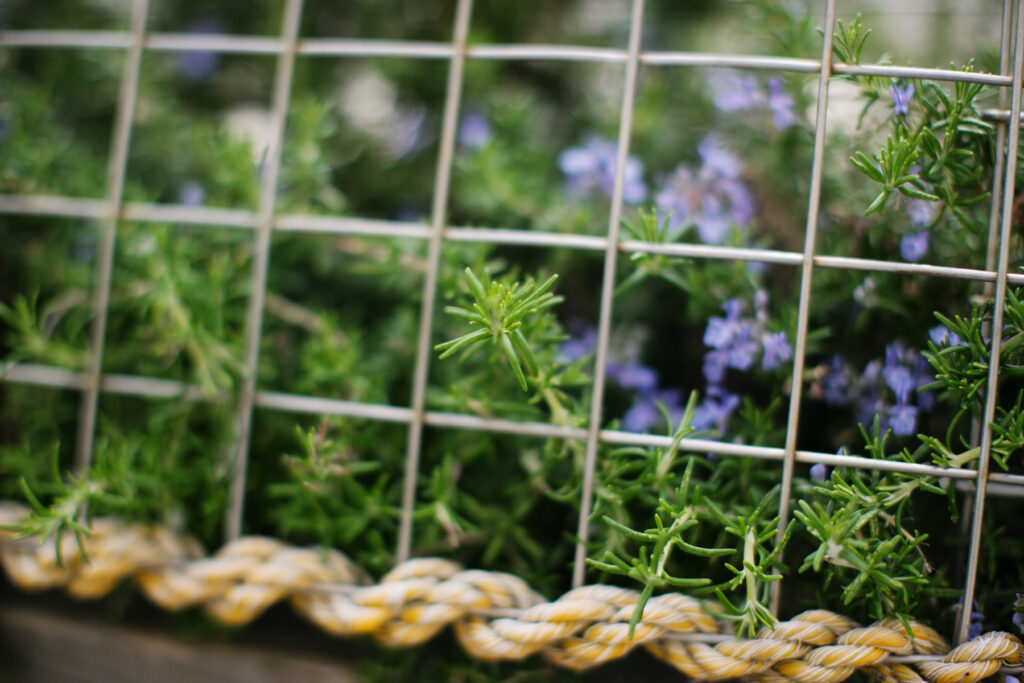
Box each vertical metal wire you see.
[571,0,646,589]
[958,0,1013,570]
[769,0,839,615]
[225,0,305,540]
[955,0,1024,645]
[74,0,150,473]
[396,0,474,563]
[985,0,1015,283]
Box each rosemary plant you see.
[2,3,1023,681]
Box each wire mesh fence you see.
[2,0,1023,653]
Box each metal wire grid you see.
[1,0,1022,645]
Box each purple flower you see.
[692,386,740,433]
[708,72,762,111]
[819,347,935,436]
[821,356,851,405]
[810,463,828,481]
[761,331,792,370]
[906,198,937,227]
[928,325,962,347]
[1013,611,1024,632]
[458,109,492,149]
[767,78,797,130]
[176,18,223,82]
[883,344,916,402]
[559,327,597,363]
[702,349,729,384]
[622,388,683,432]
[753,289,769,318]
[623,397,659,432]
[614,361,659,393]
[0,117,9,143]
[726,324,759,371]
[957,598,984,639]
[698,135,743,179]
[889,82,915,116]
[704,318,735,348]
[883,365,914,403]
[655,136,755,244]
[900,231,930,262]
[178,180,205,206]
[559,136,647,204]
[888,403,917,436]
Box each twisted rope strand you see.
[1,503,1021,681]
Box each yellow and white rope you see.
[1,502,1020,681]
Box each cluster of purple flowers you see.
[557,132,757,247]
[818,332,953,436]
[559,295,792,435]
[559,327,683,433]
[708,72,798,131]
[655,135,757,245]
[693,292,792,433]
[557,136,648,205]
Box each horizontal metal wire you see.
[3,194,1022,284]
[4,361,1021,490]
[0,30,1012,85]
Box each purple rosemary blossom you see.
[888,403,918,437]
[761,331,793,370]
[727,324,760,371]
[703,296,792,382]
[703,299,754,376]
[708,71,762,111]
[622,396,658,432]
[692,385,740,433]
[819,345,934,436]
[821,356,852,405]
[698,135,743,179]
[882,343,925,435]
[558,136,647,204]
[559,327,597,363]
[883,344,914,403]
[889,82,915,116]
[622,389,683,433]
[962,599,985,640]
[754,288,769,321]
[613,361,659,393]
[900,231,930,262]
[929,325,963,347]
[176,18,223,82]
[767,78,797,130]
[655,135,756,244]
[810,463,828,481]
[906,198,937,227]
[458,109,492,149]
[178,181,205,206]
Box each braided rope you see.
[1,502,1020,681]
